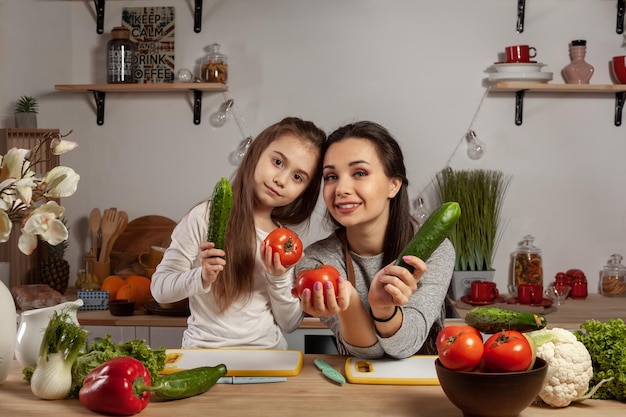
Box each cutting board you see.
[162,348,304,377]
[344,355,439,385]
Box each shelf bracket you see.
[615,91,625,126]
[618,0,625,34]
[194,0,203,33]
[92,91,106,126]
[94,0,105,35]
[514,90,526,126]
[193,89,203,125]
[516,0,525,33]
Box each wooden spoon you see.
[89,208,101,258]
[98,207,118,263]
[105,211,128,259]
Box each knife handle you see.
[314,359,345,385]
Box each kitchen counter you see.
[77,294,625,330]
[1,355,624,416]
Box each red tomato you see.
[295,265,340,299]
[482,330,533,373]
[264,227,303,267]
[437,326,484,372]
[436,325,482,350]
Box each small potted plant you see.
[435,167,512,300]
[14,96,39,128]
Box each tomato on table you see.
[436,325,484,372]
[264,227,303,267]
[482,330,533,373]
[295,265,340,299]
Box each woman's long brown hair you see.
[213,117,326,312]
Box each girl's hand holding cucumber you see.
[199,241,226,286]
[368,256,427,311]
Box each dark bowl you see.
[435,358,548,417]
[109,299,136,316]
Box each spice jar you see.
[601,254,626,297]
[107,26,136,84]
[570,272,588,299]
[511,235,543,288]
[201,43,228,84]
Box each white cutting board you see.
[344,355,439,385]
[162,348,303,377]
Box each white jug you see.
[0,280,16,383]
[15,299,83,367]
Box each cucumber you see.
[396,201,461,272]
[153,364,227,401]
[464,307,547,334]
[207,177,233,249]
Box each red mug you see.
[470,281,499,302]
[517,283,543,305]
[505,45,537,63]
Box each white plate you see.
[488,72,553,83]
[493,62,547,73]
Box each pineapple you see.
[39,237,70,294]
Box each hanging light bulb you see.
[412,196,430,226]
[209,99,234,127]
[465,130,486,160]
[229,136,253,165]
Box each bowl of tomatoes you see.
[435,326,548,417]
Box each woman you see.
[295,121,455,359]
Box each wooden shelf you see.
[487,82,626,126]
[54,83,228,126]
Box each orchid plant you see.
[0,131,79,255]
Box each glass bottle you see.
[601,253,626,297]
[562,39,594,84]
[107,26,136,84]
[413,196,430,226]
[201,43,228,84]
[511,235,543,288]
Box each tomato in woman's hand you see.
[264,227,303,267]
[482,330,533,373]
[437,326,484,371]
[295,265,340,298]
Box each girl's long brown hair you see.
[213,117,326,312]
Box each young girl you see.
[151,117,326,349]
[295,121,455,359]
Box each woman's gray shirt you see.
[296,233,455,359]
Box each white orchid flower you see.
[18,201,67,254]
[0,211,12,243]
[42,166,80,198]
[2,148,31,178]
[51,139,79,155]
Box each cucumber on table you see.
[464,307,547,334]
[207,177,233,249]
[396,201,461,272]
[154,364,227,401]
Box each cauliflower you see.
[529,327,593,407]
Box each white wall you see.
[1,0,625,293]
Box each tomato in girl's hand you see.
[482,330,533,373]
[295,265,340,298]
[264,227,303,267]
[437,326,484,371]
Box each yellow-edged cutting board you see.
[344,355,439,385]
[162,348,303,377]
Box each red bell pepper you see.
[79,356,153,416]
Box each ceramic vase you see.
[0,280,16,384]
[14,299,83,368]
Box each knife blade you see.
[216,376,287,384]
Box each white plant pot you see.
[449,270,496,301]
[0,280,16,384]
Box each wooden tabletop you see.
[1,355,624,416]
[76,294,625,330]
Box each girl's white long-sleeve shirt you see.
[150,201,303,349]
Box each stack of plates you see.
[488,62,553,83]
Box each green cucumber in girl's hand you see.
[207,177,233,249]
[396,202,461,272]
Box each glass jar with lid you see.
[107,26,136,84]
[201,43,228,84]
[601,254,626,297]
[511,235,543,288]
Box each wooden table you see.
[1,355,624,416]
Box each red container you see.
[611,56,626,84]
